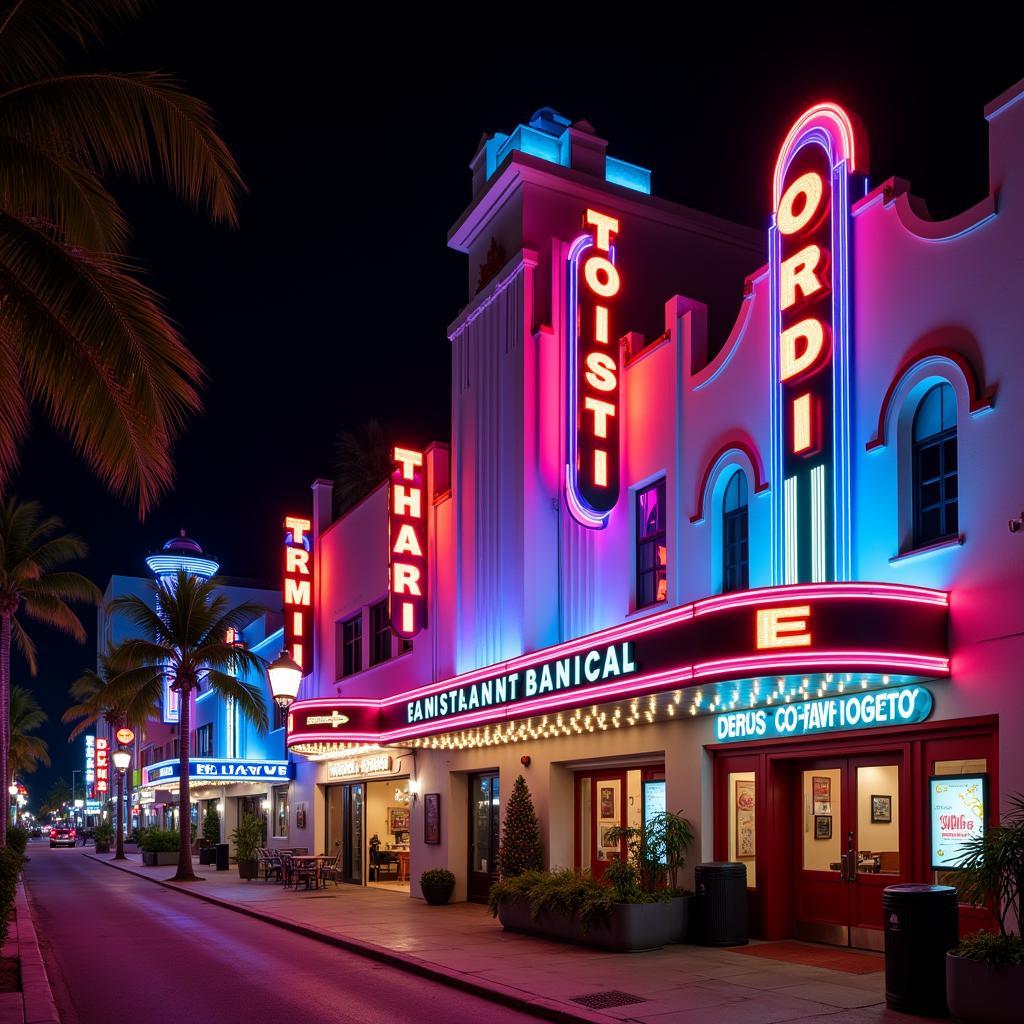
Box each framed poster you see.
[599,824,619,851]
[295,802,307,830]
[871,795,892,824]
[388,806,410,834]
[929,774,987,870]
[814,815,832,840]
[735,779,755,858]
[424,793,441,845]
[599,785,616,820]
[812,776,832,815]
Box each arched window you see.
[722,470,749,592]
[912,382,958,546]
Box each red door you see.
[575,771,627,880]
[793,754,907,949]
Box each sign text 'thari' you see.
[566,209,622,528]
[283,514,313,673]
[390,446,427,638]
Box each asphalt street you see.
[22,843,542,1024]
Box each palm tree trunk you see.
[173,686,197,881]
[0,613,10,848]
[114,762,125,859]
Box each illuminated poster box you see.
[930,774,987,870]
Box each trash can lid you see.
[882,884,956,895]
[695,861,747,874]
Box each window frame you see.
[912,384,958,549]
[721,471,749,593]
[272,784,289,839]
[635,478,668,610]
[369,599,392,667]
[338,612,363,679]
[194,722,214,757]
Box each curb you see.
[12,880,60,1024]
[84,854,609,1024]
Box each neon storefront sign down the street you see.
[286,581,948,750]
[389,446,428,638]
[283,514,313,674]
[142,758,294,787]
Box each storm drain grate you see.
[571,991,647,1010]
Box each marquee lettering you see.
[283,514,313,673]
[566,209,622,527]
[390,447,427,638]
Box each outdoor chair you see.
[292,857,318,890]
[258,848,281,881]
[279,852,295,888]
[321,851,344,886]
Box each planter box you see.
[498,895,686,951]
[947,952,1024,1024]
[94,842,111,854]
[421,882,455,906]
[141,851,179,866]
[237,859,258,880]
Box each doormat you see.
[728,941,884,974]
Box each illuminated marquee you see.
[95,737,109,794]
[566,209,621,528]
[770,104,865,585]
[283,514,313,674]
[85,734,95,795]
[389,447,427,638]
[142,758,294,787]
[286,583,949,749]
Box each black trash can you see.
[215,842,230,871]
[695,862,748,946]
[882,883,958,1016]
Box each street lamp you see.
[112,748,131,860]
[268,649,302,708]
[8,783,18,829]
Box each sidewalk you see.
[83,850,936,1024]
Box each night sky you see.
[10,8,1020,804]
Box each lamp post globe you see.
[112,749,131,772]
[268,649,302,708]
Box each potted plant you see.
[231,812,262,880]
[946,794,1024,1023]
[420,868,455,905]
[199,805,220,865]
[139,827,181,866]
[93,820,114,854]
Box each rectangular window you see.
[272,785,289,839]
[154,745,163,762]
[636,479,667,609]
[369,599,392,666]
[338,613,362,678]
[195,723,214,757]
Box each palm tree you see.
[0,498,100,844]
[108,569,269,881]
[63,647,160,859]
[0,0,244,515]
[9,685,49,779]
[333,419,394,517]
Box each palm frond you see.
[205,670,270,734]
[16,534,89,574]
[9,615,37,673]
[18,592,87,641]
[0,211,204,513]
[107,594,170,645]
[0,132,130,250]
[0,332,30,487]
[0,71,245,224]
[0,0,147,82]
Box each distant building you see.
[97,532,288,850]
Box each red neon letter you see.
[285,546,310,575]
[780,245,825,310]
[780,319,827,381]
[756,606,812,648]
[584,255,619,298]
[393,447,423,481]
[584,352,617,392]
[584,397,616,439]
[284,516,311,544]
[393,563,422,596]
[585,209,619,251]
[392,523,423,557]
[778,171,824,235]
[792,393,814,453]
[392,484,422,518]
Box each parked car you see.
[50,826,76,848]
[29,826,42,838]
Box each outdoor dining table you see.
[290,854,333,889]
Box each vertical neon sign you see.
[283,515,313,674]
[566,209,621,528]
[95,737,109,794]
[390,446,427,638]
[770,104,864,585]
